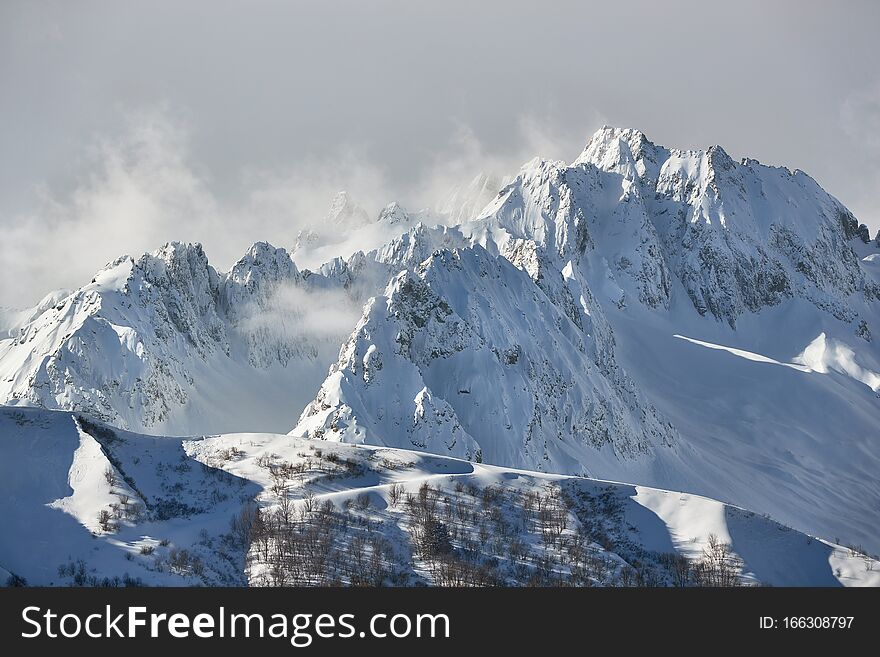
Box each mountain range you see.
[2,127,879,585]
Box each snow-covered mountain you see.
[2,406,876,587]
[294,244,677,474]
[2,126,879,560]
[293,190,370,254]
[292,193,457,273]
[314,223,472,303]
[293,127,880,554]
[0,241,359,435]
[0,219,471,437]
[467,126,877,326]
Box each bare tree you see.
[388,483,404,507]
[230,502,261,547]
[301,489,317,515]
[355,493,371,511]
[694,534,743,587]
[670,553,692,587]
[98,509,115,532]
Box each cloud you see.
[2,109,215,307]
[240,149,390,237]
[0,106,599,308]
[410,114,597,213]
[237,282,363,369]
[0,108,390,308]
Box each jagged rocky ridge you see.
[294,128,880,553]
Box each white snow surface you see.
[0,406,259,586]
[1,406,875,587]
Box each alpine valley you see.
[2,128,879,587]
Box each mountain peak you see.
[294,239,675,467]
[582,125,653,154]
[229,242,298,282]
[706,143,735,171]
[153,240,206,261]
[325,190,370,228]
[590,124,651,144]
[574,126,661,181]
[378,201,410,225]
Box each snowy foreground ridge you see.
[1,127,879,584]
[1,407,876,587]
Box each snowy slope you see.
[1,406,875,587]
[0,289,72,337]
[0,406,258,586]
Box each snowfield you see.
[1,406,876,587]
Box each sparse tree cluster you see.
[96,467,145,533]
[229,445,750,588]
[246,496,403,586]
[242,446,409,586]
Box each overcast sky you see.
[2,0,879,307]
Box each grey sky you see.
[2,0,879,307]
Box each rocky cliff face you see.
[599,126,878,322]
